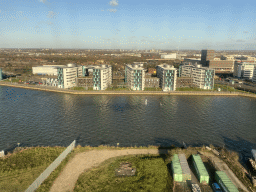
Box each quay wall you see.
[0,82,256,98]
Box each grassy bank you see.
[1,145,254,192]
[0,146,65,192]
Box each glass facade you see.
[0,68,2,80]
[204,70,214,89]
[164,70,175,91]
[57,68,64,88]
[133,70,142,90]
[93,69,101,90]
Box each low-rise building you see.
[76,76,93,89]
[161,53,177,59]
[125,63,146,91]
[176,77,193,88]
[144,77,160,88]
[156,64,177,91]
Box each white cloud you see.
[47,11,56,18]
[108,9,117,13]
[109,0,118,6]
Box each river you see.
[0,86,256,159]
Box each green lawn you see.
[74,154,172,192]
[176,87,212,91]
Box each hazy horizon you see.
[1,0,256,50]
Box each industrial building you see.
[0,68,2,80]
[215,171,239,192]
[201,50,234,73]
[125,63,146,91]
[233,61,256,79]
[192,154,209,184]
[156,64,177,91]
[179,63,215,90]
[160,53,177,59]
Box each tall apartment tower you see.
[0,68,2,80]
[92,64,112,90]
[156,64,177,91]
[125,63,146,91]
[201,50,215,66]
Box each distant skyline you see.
[1,0,256,50]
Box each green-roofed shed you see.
[192,154,209,184]
[215,171,239,192]
[172,154,183,182]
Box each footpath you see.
[1,82,256,97]
[50,149,168,192]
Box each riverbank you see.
[1,82,256,98]
[1,145,255,192]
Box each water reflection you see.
[0,86,256,159]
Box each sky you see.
[1,0,256,50]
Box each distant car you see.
[212,183,222,192]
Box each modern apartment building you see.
[179,63,215,89]
[32,65,64,75]
[0,68,2,80]
[92,65,112,90]
[57,64,82,89]
[156,64,177,91]
[125,63,146,91]
[233,61,256,79]
[192,64,215,89]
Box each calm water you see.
[1,86,256,159]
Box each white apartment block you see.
[233,62,256,79]
[156,64,177,91]
[179,63,215,90]
[125,63,146,91]
[92,64,112,90]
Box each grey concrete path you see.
[50,149,168,192]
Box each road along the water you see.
[50,149,169,192]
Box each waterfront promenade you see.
[1,82,256,98]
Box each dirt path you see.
[50,149,168,192]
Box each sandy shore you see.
[1,82,256,98]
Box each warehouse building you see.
[192,154,209,184]
[233,61,256,79]
[125,63,146,91]
[161,53,177,59]
[156,64,177,91]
